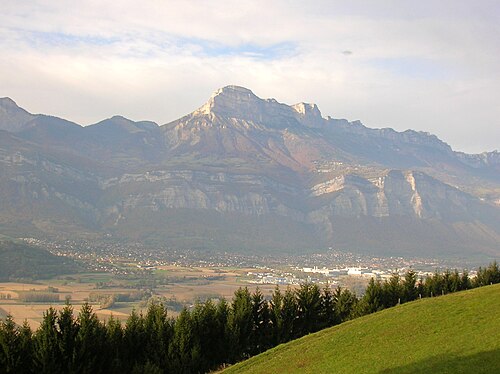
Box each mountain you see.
[0,97,36,132]
[0,86,499,258]
[0,240,80,281]
[223,284,500,374]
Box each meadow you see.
[223,283,500,374]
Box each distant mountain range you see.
[0,86,499,259]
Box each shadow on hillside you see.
[380,349,500,374]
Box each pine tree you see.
[281,287,297,342]
[320,284,336,328]
[382,273,403,308]
[124,309,146,369]
[228,287,253,361]
[17,321,34,373]
[215,298,230,365]
[442,270,452,294]
[250,288,271,355]
[460,270,471,290]
[190,300,215,372]
[424,272,443,297]
[170,308,197,374]
[402,270,418,302]
[74,303,107,373]
[358,278,383,315]
[449,270,461,293]
[0,315,22,373]
[144,300,171,371]
[33,308,62,373]
[333,287,357,323]
[57,303,78,372]
[106,315,124,373]
[270,286,283,345]
[482,261,500,285]
[295,283,322,335]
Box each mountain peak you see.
[187,85,328,130]
[291,102,323,128]
[0,97,19,108]
[196,85,261,117]
[292,102,321,116]
[215,85,255,97]
[0,97,35,132]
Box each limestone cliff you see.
[0,87,499,257]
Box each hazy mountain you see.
[0,97,36,132]
[0,86,499,259]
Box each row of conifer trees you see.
[0,261,499,373]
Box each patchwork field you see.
[0,265,281,328]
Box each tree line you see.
[0,261,499,373]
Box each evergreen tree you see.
[475,261,500,286]
[269,286,283,345]
[333,287,357,323]
[488,261,500,284]
[358,278,383,315]
[73,303,107,373]
[320,284,336,328]
[442,270,452,294]
[228,287,253,361]
[250,288,271,355]
[33,308,62,373]
[382,273,403,308]
[57,303,78,372]
[449,270,462,293]
[0,315,23,373]
[214,298,230,366]
[170,308,197,374]
[280,287,297,343]
[402,270,418,302]
[106,315,124,373]
[17,321,34,373]
[123,309,146,369]
[191,300,218,372]
[424,272,443,297]
[461,270,471,290]
[295,283,322,335]
[144,300,171,371]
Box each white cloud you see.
[0,0,498,152]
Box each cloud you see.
[0,0,498,152]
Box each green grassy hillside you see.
[224,284,500,374]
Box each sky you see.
[0,0,499,153]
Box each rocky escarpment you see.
[0,87,499,257]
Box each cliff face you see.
[0,87,499,257]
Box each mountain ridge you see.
[0,87,499,258]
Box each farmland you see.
[0,265,280,328]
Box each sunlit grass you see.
[224,284,500,374]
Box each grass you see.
[223,284,500,374]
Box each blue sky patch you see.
[21,30,119,48]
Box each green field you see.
[224,284,500,374]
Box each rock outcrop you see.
[0,86,499,257]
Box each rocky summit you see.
[0,88,499,258]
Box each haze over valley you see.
[0,86,499,260]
